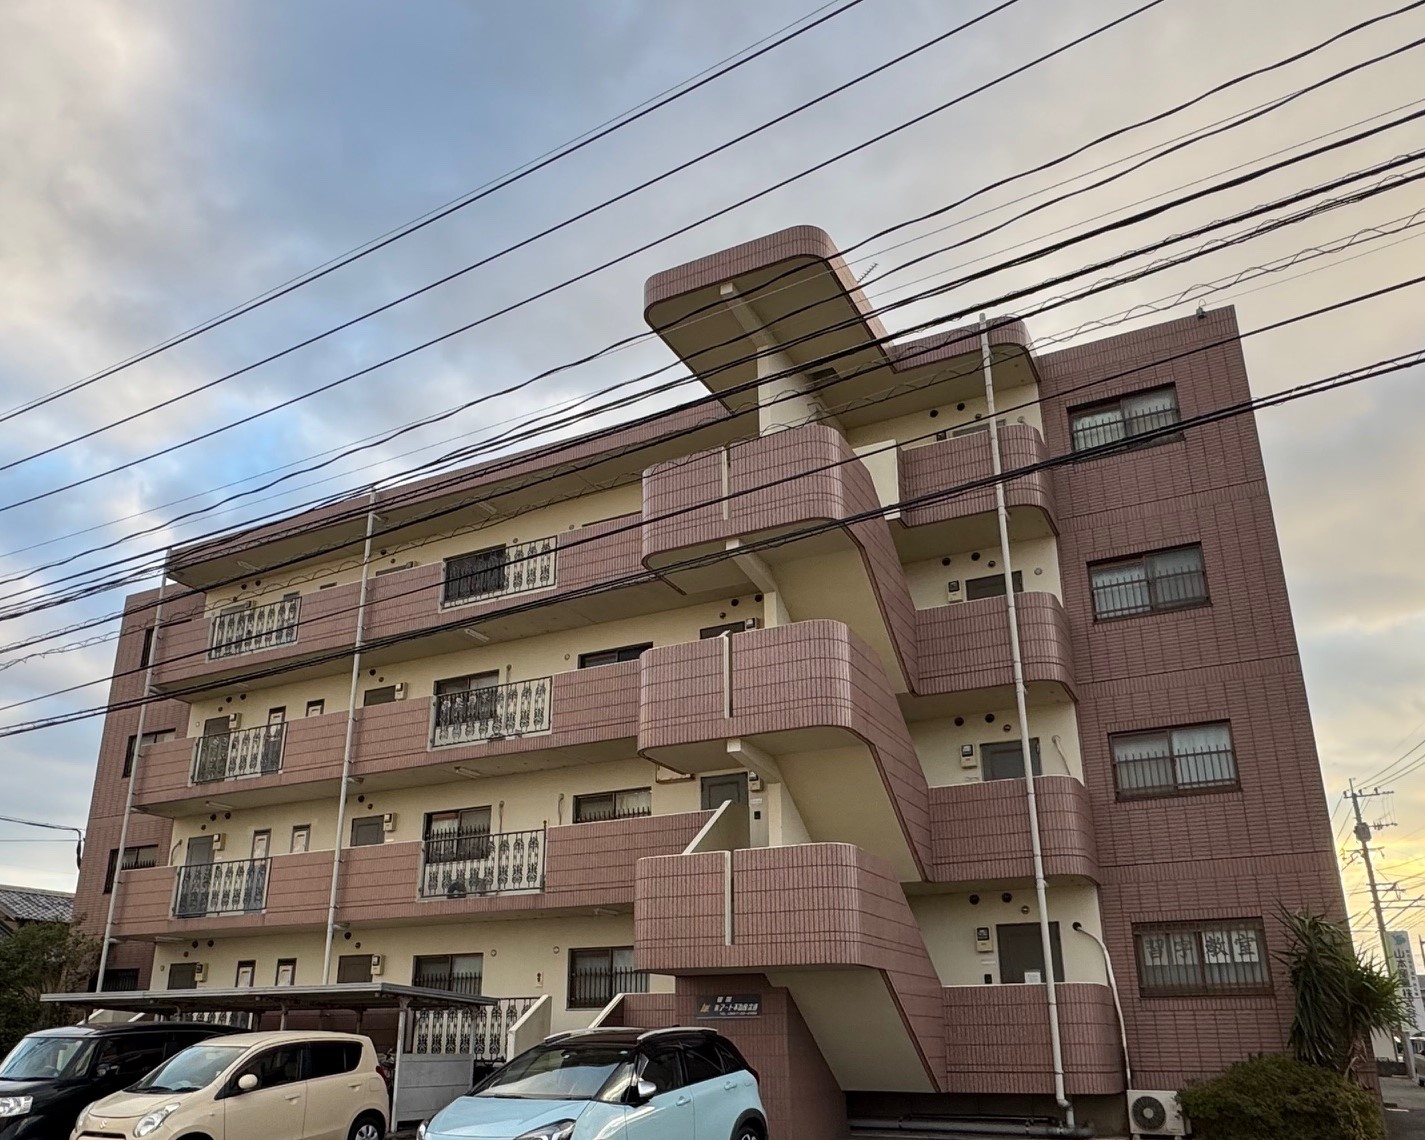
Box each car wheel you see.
[348,1111,385,1140]
[734,1127,763,1140]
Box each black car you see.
[0,1021,240,1139]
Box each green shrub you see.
[1178,1053,1383,1140]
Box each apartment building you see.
[74,226,1342,1135]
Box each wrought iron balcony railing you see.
[191,724,287,783]
[430,678,551,747]
[442,536,557,607]
[418,828,544,898]
[172,858,269,918]
[207,596,301,660]
[408,996,539,1060]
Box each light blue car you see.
[418,1027,767,1140]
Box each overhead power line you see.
[0,0,872,426]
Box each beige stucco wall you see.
[911,701,1083,787]
[903,535,1063,611]
[844,386,1044,454]
[150,915,672,1032]
[910,883,1106,987]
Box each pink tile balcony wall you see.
[637,620,930,874]
[134,713,349,811]
[928,776,1098,883]
[898,424,1053,529]
[362,515,646,642]
[634,843,945,1089]
[337,810,712,926]
[111,852,335,939]
[353,660,640,777]
[916,594,1074,697]
[942,983,1124,1095]
[152,583,361,690]
[641,423,917,685]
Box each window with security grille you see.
[567,947,647,1009]
[122,729,176,778]
[573,787,652,823]
[443,547,509,605]
[577,643,652,669]
[1134,919,1269,996]
[104,844,158,893]
[1112,723,1238,799]
[1089,545,1207,619]
[413,953,483,995]
[1069,385,1181,451]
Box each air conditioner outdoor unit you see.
[394,682,407,700]
[382,813,397,832]
[210,833,225,852]
[369,954,384,976]
[193,963,208,983]
[1128,1089,1187,1137]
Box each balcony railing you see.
[172,858,269,918]
[408,996,539,1060]
[191,724,286,783]
[1090,566,1207,619]
[207,597,301,660]
[442,537,557,608]
[431,678,551,747]
[419,828,544,897]
[1114,747,1239,798]
[1070,405,1182,452]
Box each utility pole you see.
[1347,780,1418,1082]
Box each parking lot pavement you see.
[1385,1075,1425,1140]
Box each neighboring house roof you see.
[0,883,74,926]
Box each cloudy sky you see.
[0,0,1421,956]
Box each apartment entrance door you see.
[700,773,748,810]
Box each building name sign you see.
[695,994,762,1019]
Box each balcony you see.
[441,537,557,607]
[417,828,544,898]
[915,593,1074,701]
[172,858,269,917]
[207,597,300,659]
[897,423,1055,543]
[941,983,1124,1095]
[191,724,286,783]
[431,678,552,748]
[927,776,1098,884]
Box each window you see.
[238,1044,304,1090]
[274,959,297,986]
[423,807,492,862]
[336,954,373,984]
[101,968,141,992]
[350,816,385,847]
[568,947,646,1009]
[577,643,652,669]
[307,1041,362,1078]
[362,685,398,706]
[573,788,652,823]
[1070,385,1181,451]
[167,963,199,990]
[290,825,311,854]
[980,739,1043,782]
[443,547,509,605]
[139,626,156,669]
[1089,545,1207,619]
[375,561,415,577]
[305,699,325,717]
[103,844,159,893]
[1112,723,1238,799]
[700,622,748,639]
[681,1039,725,1085]
[997,922,1065,984]
[412,953,484,995]
[122,730,176,778]
[639,1046,683,1095]
[234,961,256,987]
[964,571,1023,601]
[1134,920,1269,996]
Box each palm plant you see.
[1279,908,1408,1080]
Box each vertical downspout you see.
[322,490,378,984]
[97,564,169,990]
[981,316,1074,1127]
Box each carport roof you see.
[41,982,494,1014]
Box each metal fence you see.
[192,724,286,783]
[419,829,544,897]
[408,997,539,1060]
[207,597,301,660]
[431,678,551,746]
[173,858,269,917]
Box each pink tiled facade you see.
[75,228,1341,1132]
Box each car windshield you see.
[474,1044,632,1101]
[0,1035,96,1081]
[129,1045,246,1094]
